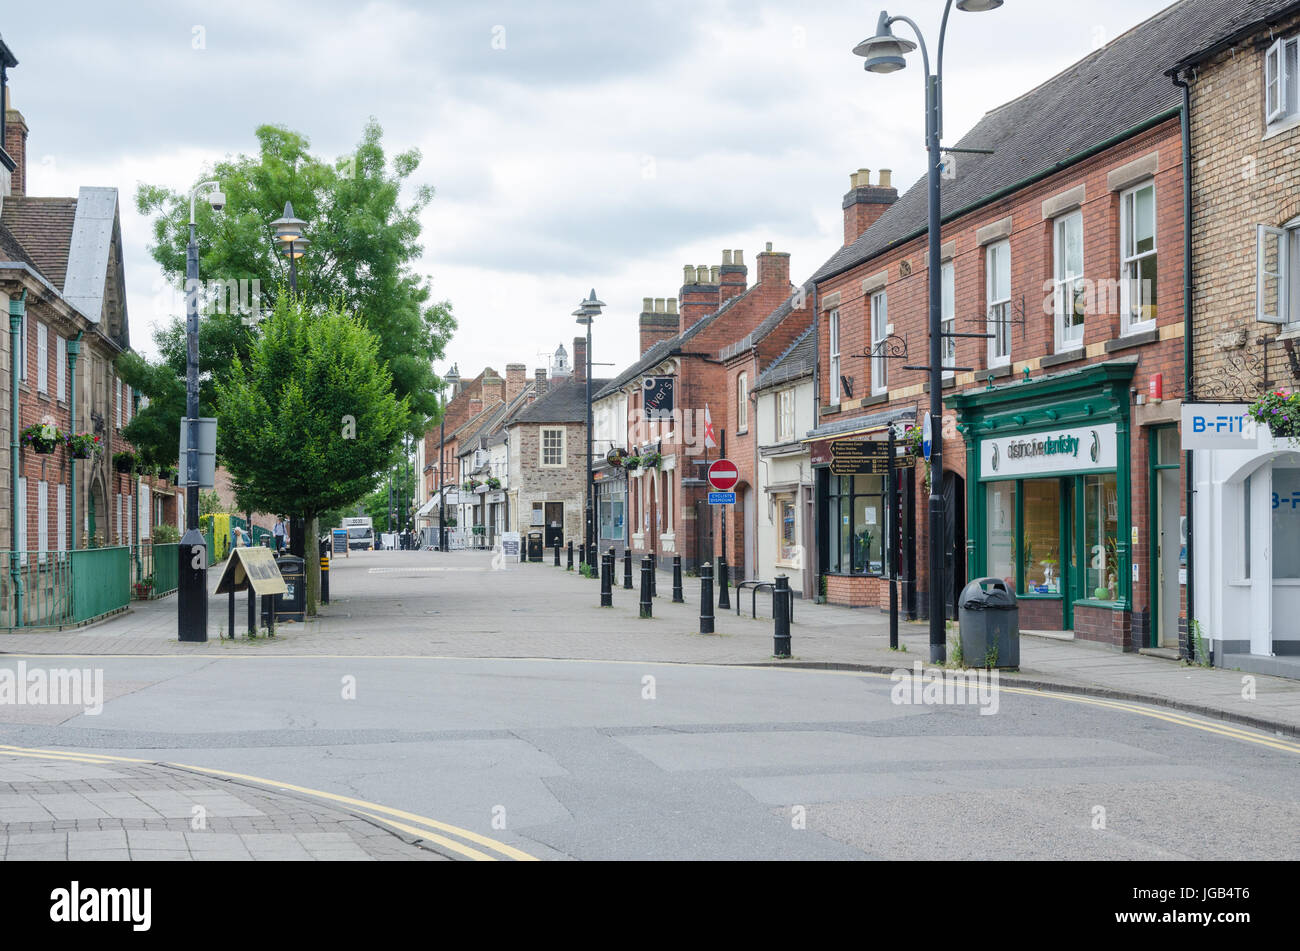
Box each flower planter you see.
[31,440,58,455]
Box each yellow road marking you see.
[0,743,536,861]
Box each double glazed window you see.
[1258,218,1300,326]
[870,291,888,395]
[986,240,1011,366]
[828,309,841,404]
[776,388,795,443]
[1054,211,1086,350]
[1120,182,1157,333]
[1265,35,1299,129]
[941,261,955,379]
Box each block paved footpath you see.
[0,753,447,861]
[3,548,1299,737]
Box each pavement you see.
[0,752,446,861]
[5,548,1299,738]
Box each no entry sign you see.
[708,459,739,491]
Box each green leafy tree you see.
[216,296,408,615]
[122,120,455,469]
[363,461,418,532]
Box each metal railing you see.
[0,546,131,630]
[129,542,180,598]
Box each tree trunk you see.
[305,514,320,616]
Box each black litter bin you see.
[958,577,1019,668]
[263,555,305,624]
[526,531,544,563]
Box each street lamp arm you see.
[936,0,954,91]
[885,14,931,81]
[189,180,221,227]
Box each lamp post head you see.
[573,288,605,326]
[278,235,310,259]
[271,201,308,243]
[853,11,916,74]
[956,0,1004,11]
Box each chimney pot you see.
[857,168,871,189]
[879,169,892,189]
[697,265,709,283]
[642,297,653,313]
[765,242,773,252]
[683,265,696,285]
[654,297,666,313]
[722,250,732,266]
[667,298,678,315]
[710,266,720,285]
[734,250,744,267]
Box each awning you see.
[416,497,438,518]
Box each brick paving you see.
[0,755,447,861]
[4,548,1300,735]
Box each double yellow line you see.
[0,744,537,861]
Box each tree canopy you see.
[121,119,455,472]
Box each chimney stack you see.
[756,243,791,288]
[505,363,526,404]
[534,367,548,400]
[572,335,587,386]
[4,86,28,199]
[680,260,721,332]
[843,166,898,246]
[640,297,677,356]
[481,373,504,407]
[719,248,748,304]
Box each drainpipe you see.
[9,289,25,624]
[67,332,82,552]
[1173,68,1196,662]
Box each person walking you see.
[273,517,286,553]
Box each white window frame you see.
[56,335,66,402]
[665,473,674,536]
[116,493,122,542]
[1265,37,1299,127]
[1120,181,1158,334]
[986,240,1011,367]
[1258,218,1300,326]
[736,373,748,434]
[17,476,26,565]
[777,388,796,443]
[18,315,27,382]
[1054,211,1086,351]
[870,290,888,396]
[57,483,67,552]
[540,427,565,467]
[36,322,48,394]
[115,377,122,429]
[941,260,956,380]
[37,480,48,564]
[828,308,841,405]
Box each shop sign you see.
[980,423,1117,480]
[486,491,506,503]
[1180,403,1259,450]
[642,377,675,419]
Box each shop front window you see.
[1022,480,1062,594]
[600,496,624,540]
[778,496,797,562]
[986,481,1016,587]
[827,473,888,575]
[1085,474,1119,598]
[1273,467,1300,579]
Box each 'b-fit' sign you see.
[642,377,675,420]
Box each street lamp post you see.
[573,290,605,571]
[438,401,447,552]
[178,180,225,643]
[270,202,309,557]
[854,0,1004,664]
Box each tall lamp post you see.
[270,202,309,556]
[854,0,1004,664]
[572,290,605,570]
[178,180,225,643]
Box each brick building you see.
[0,47,173,587]
[797,1,1260,655]
[1172,0,1300,676]
[595,247,796,572]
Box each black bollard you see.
[773,575,792,658]
[554,543,561,567]
[718,557,731,610]
[578,543,585,571]
[672,556,684,603]
[600,551,613,607]
[567,541,574,570]
[623,548,632,590]
[699,563,715,634]
[639,556,653,619]
[320,542,330,605]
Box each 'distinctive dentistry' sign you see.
[980,423,1118,480]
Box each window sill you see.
[1040,347,1085,369]
[1104,327,1159,352]
[1263,114,1300,142]
[1072,598,1128,611]
[1016,592,1063,600]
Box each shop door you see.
[544,502,564,548]
[1151,428,1182,649]
[941,473,966,620]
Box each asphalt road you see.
[3,653,1298,860]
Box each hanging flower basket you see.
[623,455,642,472]
[1248,390,1300,438]
[66,432,101,459]
[485,476,502,490]
[642,451,663,470]
[113,451,136,473]
[21,423,62,454]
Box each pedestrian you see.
[273,517,285,553]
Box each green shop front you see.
[950,363,1136,647]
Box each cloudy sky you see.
[6,0,1179,382]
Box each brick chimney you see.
[480,373,504,407]
[534,367,548,400]
[718,249,748,304]
[679,262,721,332]
[468,397,483,419]
[843,168,897,246]
[505,363,526,404]
[639,297,678,356]
[756,242,790,288]
[572,335,587,386]
[4,86,28,198]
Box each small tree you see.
[216,296,408,614]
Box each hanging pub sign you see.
[642,376,675,420]
[979,423,1118,480]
